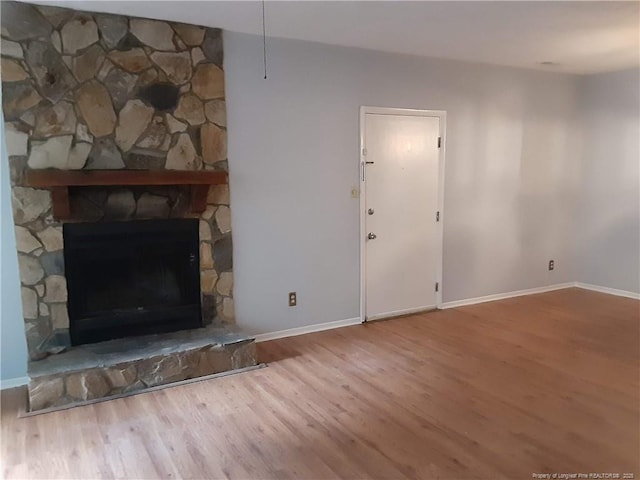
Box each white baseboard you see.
[575,282,640,300]
[440,282,576,309]
[254,317,362,343]
[366,305,436,322]
[3,285,633,371]
[0,376,29,390]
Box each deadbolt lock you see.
[368,233,377,240]
[368,208,374,215]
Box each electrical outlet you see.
[548,260,555,271]
[351,187,360,199]
[288,292,297,307]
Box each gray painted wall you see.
[224,33,581,336]
[1,111,29,383]
[576,69,640,293]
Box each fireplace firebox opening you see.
[64,219,202,346]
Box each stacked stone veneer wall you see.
[1,2,234,361]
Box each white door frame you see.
[359,106,447,322]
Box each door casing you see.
[359,106,447,322]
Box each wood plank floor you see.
[2,288,638,479]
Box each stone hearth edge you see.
[28,326,257,411]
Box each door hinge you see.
[362,148,367,156]
[435,282,439,293]
[436,211,440,222]
[437,137,442,148]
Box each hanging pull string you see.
[262,0,267,79]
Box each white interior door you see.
[362,111,442,321]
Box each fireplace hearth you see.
[64,219,203,346]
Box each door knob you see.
[368,233,377,240]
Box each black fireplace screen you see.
[64,219,202,345]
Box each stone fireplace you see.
[1,1,256,411]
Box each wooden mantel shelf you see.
[25,169,228,219]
